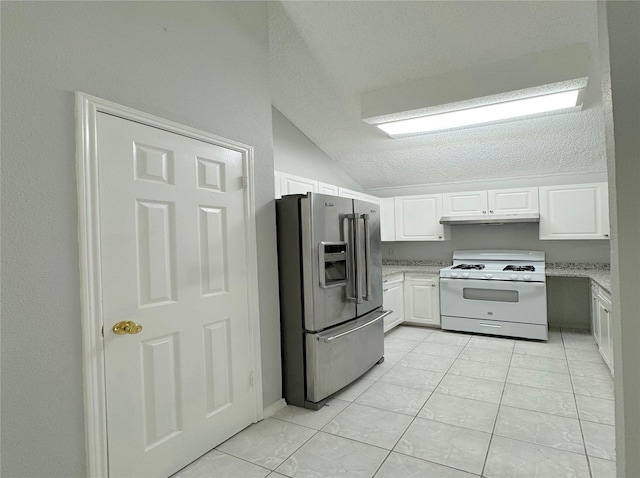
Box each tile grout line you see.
[562,327,595,478]
[479,335,514,478]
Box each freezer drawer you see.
[305,309,388,404]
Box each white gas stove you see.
[439,250,546,282]
[439,250,548,340]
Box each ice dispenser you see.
[319,242,348,288]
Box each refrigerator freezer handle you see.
[362,213,372,301]
[322,310,392,343]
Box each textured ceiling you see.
[268,1,607,190]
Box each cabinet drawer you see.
[441,315,548,340]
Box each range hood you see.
[439,213,540,225]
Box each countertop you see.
[382,260,611,293]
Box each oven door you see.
[440,278,547,325]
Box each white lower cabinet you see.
[591,282,614,375]
[403,273,440,327]
[382,273,405,332]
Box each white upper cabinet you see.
[274,171,282,199]
[337,187,362,199]
[337,187,381,205]
[394,194,450,241]
[443,190,487,216]
[279,172,318,196]
[539,182,610,240]
[318,182,339,195]
[488,187,539,215]
[443,187,539,217]
[380,197,396,242]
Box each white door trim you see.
[75,92,263,478]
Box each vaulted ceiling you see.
[268,1,607,191]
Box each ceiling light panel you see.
[377,88,584,137]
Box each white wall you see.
[1,3,281,477]
[599,2,640,476]
[382,223,611,264]
[272,107,362,190]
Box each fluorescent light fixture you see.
[376,87,584,137]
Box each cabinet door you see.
[394,195,449,241]
[360,193,381,206]
[591,283,600,345]
[383,276,404,332]
[380,198,396,242]
[488,187,539,215]
[338,187,362,199]
[403,276,440,326]
[443,191,488,216]
[597,290,613,374]
[318,182,339,195]
[280,172,318,196]
[274,171,282,199]
[539,183,609,240]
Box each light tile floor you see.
[173,326,616,478]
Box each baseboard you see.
[263,398,287,418]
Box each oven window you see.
[463,287,519,303]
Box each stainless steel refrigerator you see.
[276,192,389,410]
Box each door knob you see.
[113,320,143,335]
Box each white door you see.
[403,275,440,326]
[539,183,610,240]
[97,113,257,478]
[488,187,539,215]
[280,172,318,195]
[382,274,404,332]
[394,195,448,241]
[318,181,339,195]
[380,197,396,242]
[442,191,487,216]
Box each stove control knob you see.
[523,274,532,281]
[450,272,458,278]
[510,274,518,280]
[462,272,469,278]
[485,273,493,279]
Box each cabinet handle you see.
[383,288,389,292]
[482,210,487,214]
[489,210,494,213]
[603,234,610,237]
[431,284,436,287]
[604,308,609,313]
[438,236,442,239]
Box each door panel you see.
[97,113,255,478]
[302,193,356,331]
[305,310,384,403]
[354,199,383,316]
[440,278,547,325]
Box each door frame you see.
[75,92,264,477]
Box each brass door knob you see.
[113,320,143,335]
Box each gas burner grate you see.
[452,264,485,270]
[504,265,536,272]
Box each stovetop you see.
[440,250,546,282]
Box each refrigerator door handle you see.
[350,213,364,304]
[322,310,392,343]
[344,214,360,303]
[361,213,372,301]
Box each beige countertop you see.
[382,261,611,293]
